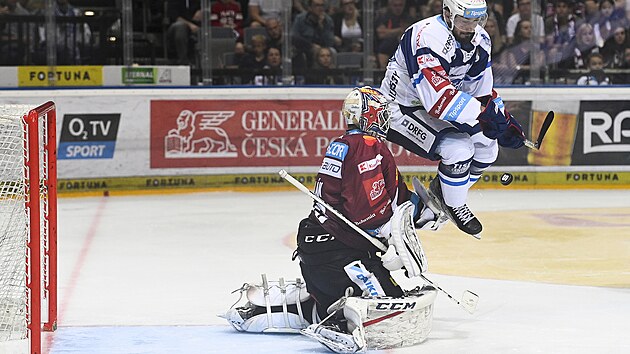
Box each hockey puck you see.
[500,173,513,186]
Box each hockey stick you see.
[279,169,478,314]
[278,169,387,252]
[523,111,554,150]
[419,275,478,314]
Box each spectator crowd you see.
[2,0,630,84]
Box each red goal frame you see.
[24,101,58,353]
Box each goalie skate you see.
[301,323,366,354]
[411,176,448,231]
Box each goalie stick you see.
[278,169,388,252]
[279,169,479,314]
[522,111,554,150]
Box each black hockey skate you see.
[428,177,482,239]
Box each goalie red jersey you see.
[310,130,410,252]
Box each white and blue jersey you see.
[380,15,494,128]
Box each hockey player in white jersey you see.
[379,0,526,238]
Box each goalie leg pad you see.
[389,201,428,277]
[219,275,314,333]
[345,286,438,349]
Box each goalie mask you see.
[342,86,391,139]
[443,0,487,32]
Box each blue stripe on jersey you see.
[467,47,490,77]
[401,30,418,78]
[451,121,482,135]
[444,93,472,121]
[325,142,348,160]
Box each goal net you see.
[0,102,57,354]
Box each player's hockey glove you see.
[477,97,509,139]
[497,112,525,149]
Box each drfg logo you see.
[584,111,630,153]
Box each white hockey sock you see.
[437,172,469,207]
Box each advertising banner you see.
[58,113,121,159]
[18,66,103,86]
[574,100,630,165]
[150,99,434,169]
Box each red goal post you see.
[0,101,57,354]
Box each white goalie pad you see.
[219,274,314,333]
[389,200,428,277]
[346,286,438,350]
[301,286,438,353]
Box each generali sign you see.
[150,99,432,168]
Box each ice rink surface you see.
[43,188,630,354]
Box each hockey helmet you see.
[443,0,488,31]
[342,86,391,138]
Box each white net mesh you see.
[0,105,34,342]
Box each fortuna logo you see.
[358,154,383,174]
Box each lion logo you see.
[165,110,238,158]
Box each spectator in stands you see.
[239,33,269,84]
[504,19,546,84]
[601,25,630,67]
[332,0,363,52]
[211,0,245,39]
[167,0,201,65]
[594,0,615,47]
[486,15,506,58]
[263,46,283,84]
[581,0,601,24]
[248,0,284,27]
[556,22,601,69]
[576,52,611,84]
[36,0,91,65]
[0,0,32,65]
[612,47,630,82]
[424,0,443,17]
[506,0,545,45]
[265,17,283,49]
[486,0,506,36]
[485,16,512,84]
[374,0,412,68]
[544,0,577,51]
[305,46,344,84]
[291,0,336,68]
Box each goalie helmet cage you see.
[0,102,57,354]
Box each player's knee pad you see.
[435,132,474,165]
[472,135,498,165]
[219,274,316,333]
[344,285,438,349]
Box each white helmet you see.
[443,0,488,31]
[342,86,391,138]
